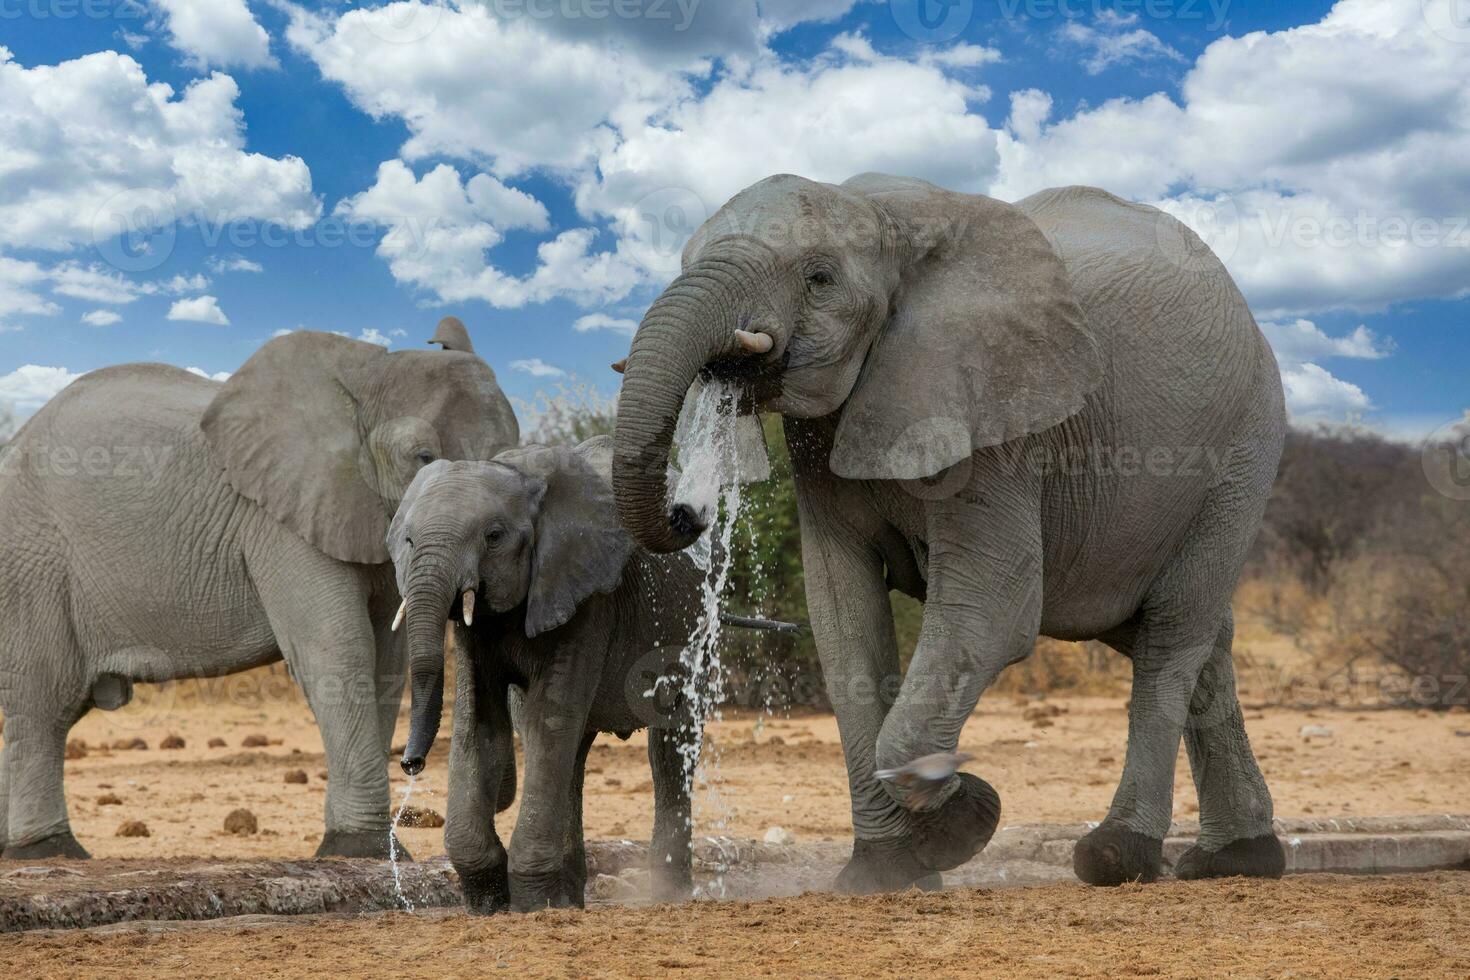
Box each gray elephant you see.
[0,330,517,859]
[387,437,705,913]
[611,174,1289,890]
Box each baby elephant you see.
[387,436,705,913]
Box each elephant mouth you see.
[700,349,787,409]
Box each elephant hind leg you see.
[0,696,92,860]
[648,726,693,902]
[1175,612,1283,880]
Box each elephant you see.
[610,173,1289,891]
[0,329,518,860]
[387,436,708,913]
[428,315,475,354]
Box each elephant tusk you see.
[733,329,773,354]
[611,357,628,374]
[391,599,407,633]
[462,589,476,627]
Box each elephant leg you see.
[249,548,401,860]
[371,596,407,784]
[444,625,514,915]
[0,680,91,860]
[792,453,932,894]
[559,733,595,909]
[508,639,599,912]
[873,487,1039,877]
[1175,613,1284,880]
[647,726,693,902]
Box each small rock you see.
[160,734,186,750]
[241,734,270,748]
[97,793,123,806]
[781,794,794,803]
[283,769,309,784]
[766,735,784,746]
[395,805,445,828]
[64,739,88,760]
[115,820,150,838]
[111,737,148,751]
[1023,703,1065,720]
[1031,717,1055,729]
[223,808,258,835]
[1299,724,1334,740]
[763,826,795,846]
[207,737,227,748]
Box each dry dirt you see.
[4,873,1466,978]
[35,683,1470,860]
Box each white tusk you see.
[610,357,628,374]
[734,329,773,354]
[391,599,407,633]
[462,589,476,627]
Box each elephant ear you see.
[829,173,1101,481]
[201,331,390,563]
[501,440,635,638]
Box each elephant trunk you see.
[399,546,457,776]
[613,261,756,554]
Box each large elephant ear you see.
[829,173,1101,481]
[201,331,390,563]
[500,440,634,638]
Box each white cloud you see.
[1058,11,1185,75]
[0,365,83,412]
[206,253,264,274]
[994,0,1470,316]
[151,0,275,71]
[356,328,393,347]
[185,366,233,382]
[47,263,208,305]
[573,313,640,336]
[0,49,318,254]
[0,256,58,328]
[167,295,231,325]
[81,309,122,327]
[1280,362,1372,417]
[1259,320,1392,365]
[510,358,566,378]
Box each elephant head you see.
[612,172,1103,552]
[200,329,519,564]
[386,436,633,775]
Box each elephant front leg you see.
[793,472,932,894]
[444,627,514,915]
[508,643,599,912]
[873,486,1043,877]
[647,726,693,901]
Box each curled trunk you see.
[613,265,745,553]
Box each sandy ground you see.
[35,684,1470,860]
[4,873,1466,978]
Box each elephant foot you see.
[2,830,91,860]
[315,829,412,861]
[834,837,943,895]
[909,772,1002,874]
[650,853,694,904]
[1174,834,1285,881]
[1073,823,1162,886]
[459,864,511,915]
[510,869,579,913]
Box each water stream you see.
[388,775,417,912]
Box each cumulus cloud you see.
[206,253,264,274]
[1058,11,1185,75]
[0,48,318,254]
[47,263,208,306]
[510,357,566,378]
[573,313,640,336]
[1260,318,1390,418]
[994,0,1470,316]
[151,0,275,70]
[0,365,83,412]
[81,310,122,327]
[1280,362,1373,417]
[167,295,231,325]
[0,257,58,328]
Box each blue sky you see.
[1,0,1466,439]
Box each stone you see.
[241,734,271,748]
[395,806,445,829]
[283,769,309,784]
[97,793,123,806]
[223,809,258,835]
[64,739,88,760]
[160,734,186,750]
[115,820,149,838]
[763,826,796,846]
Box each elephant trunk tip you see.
[400,752,425,777]
[669,502,708,546]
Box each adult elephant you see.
[611,174,1288,891]
[0,328,517,860]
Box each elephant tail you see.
[718,613,805,635]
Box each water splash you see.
[669,380,747,896]
[388,775,417,912]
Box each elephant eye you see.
[806,268,835,289]
[415,451,435,466]
[485,526,504,545]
